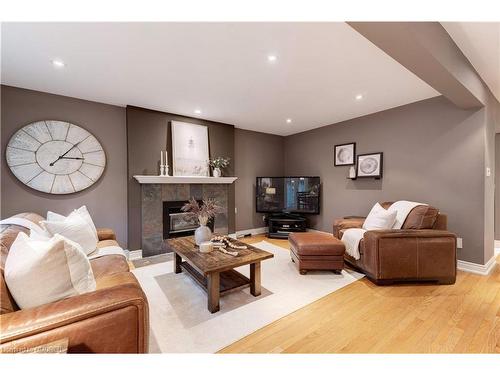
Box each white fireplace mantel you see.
[133,175,238,184]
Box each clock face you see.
[6,120,106,194]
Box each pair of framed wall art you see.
[334,142,383,179]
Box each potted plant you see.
[209,156,230,178]
[181,197,222,245]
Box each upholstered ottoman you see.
[289,232,345,275]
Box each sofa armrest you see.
[333,217,365,239]
[362,229,457,282]
[0,278,149,353]
[97,228,116,241]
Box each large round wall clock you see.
[6,120,106,194]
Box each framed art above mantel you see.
[171,121,209,177]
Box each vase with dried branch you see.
[181,197,222,245]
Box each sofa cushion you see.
[402,205,439,229]
[5,233,96,309]
[91,255,130,280]
[289,232,345,256]
[97,239,121,248]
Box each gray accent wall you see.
[127,106,236,251]
[234,129,285,231]
[1,85,128,245]
[284,96,487,264]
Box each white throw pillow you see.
[29,229,51,241]
[41,211,98,255]
[47,206,98,241]
[46,211,66,221]
[4,232,96,309]
[362,203,397,230]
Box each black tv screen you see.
[256,176,320,214]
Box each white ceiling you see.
[442,22,500,104]
[1,22,439,136]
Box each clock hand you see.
[60,157,84,160]
[49,141,82,166]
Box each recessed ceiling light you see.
[355,94,363,100]
[267,55,277,63]
[51,59,65,68]
[286,118,292,123]
[194,109,202,114]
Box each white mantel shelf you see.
[133,175,238,184]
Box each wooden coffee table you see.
[165,236,274,313]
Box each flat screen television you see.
[256,176,320,214]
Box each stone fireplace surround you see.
[141,183,230,257]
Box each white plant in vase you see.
[209,156,230,178]
[181,198,222,245]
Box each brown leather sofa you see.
[0,213,149,353]
[333,203,457,285]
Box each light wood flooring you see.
[219,234,500,353]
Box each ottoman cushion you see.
[289,232,345,256]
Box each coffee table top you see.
[165,236,274,275]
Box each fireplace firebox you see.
[163,200,214,239]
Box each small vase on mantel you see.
[195,215,212,245]
[213,168,222,178]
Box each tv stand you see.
[267,213,307,239]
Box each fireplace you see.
[140,183,230,257]
[163,200,214,239]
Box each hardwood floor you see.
[219,234,500,353]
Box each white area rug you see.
[132,241,364,353]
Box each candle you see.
[165,151,168,165]
[161,150,164,166]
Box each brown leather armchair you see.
[0,213,149,353]
[333,203,457,285]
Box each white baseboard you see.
[457,256,497,276]
[128,249,143,260]
[229,226,268,239]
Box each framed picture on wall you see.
[171,121,210,176]
[334,142,356,166]
[357,152,383,179]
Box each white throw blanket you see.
[388,200,427,229]
[342,200,427,260]
[342,228,367,260]
[0,217,45,235]
[87,245,127,260]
